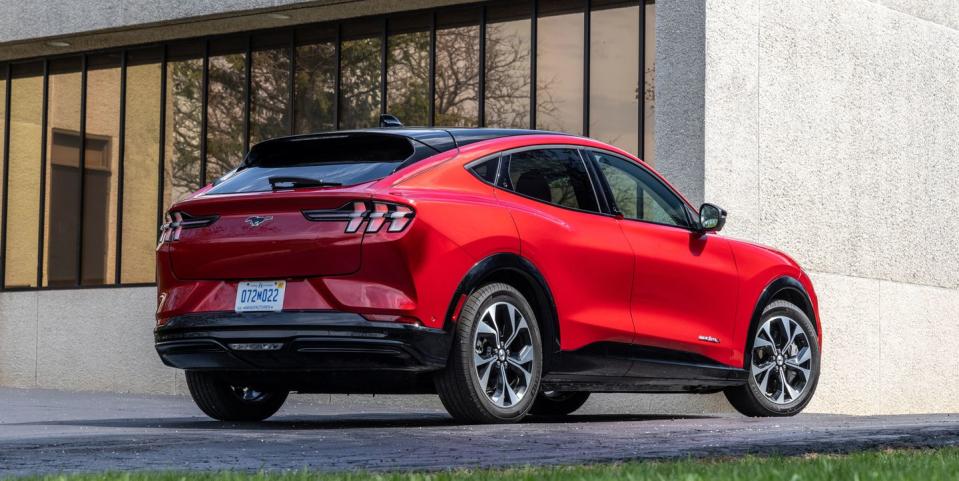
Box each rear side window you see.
[505,148,599,213]
[468,156,500,184]
[207,134,416,194]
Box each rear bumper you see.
[154,311,451,372]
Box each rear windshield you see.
[206,134,416,194]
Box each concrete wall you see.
[658,0,959,414]
[0,286,732,416]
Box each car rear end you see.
[154,132,455,385]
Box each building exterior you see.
[0,0,954,415]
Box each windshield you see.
[206,133,415,194]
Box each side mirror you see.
[698,203,727,233]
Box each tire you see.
[185,371,289,422]
[435,282,543,423]
[529,391,590,417]
[725,299,821,417]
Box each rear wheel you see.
[530,391,590,417]
[725,299,820,417]
[186,371,289,422]
[435,282,543,423]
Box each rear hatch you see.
[164,132,430,280]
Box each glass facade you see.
[0,0,654,290]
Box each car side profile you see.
[154,125,822,423]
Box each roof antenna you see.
[379,114,403,128]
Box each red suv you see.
[155,127,821,423]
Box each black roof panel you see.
[250,127,566,155]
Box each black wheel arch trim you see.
[744,275,818,368]
[444,253,561,365]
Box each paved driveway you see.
[1,388,957,476]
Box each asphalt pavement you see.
[1,387,958,476]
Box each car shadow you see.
[13,412,713,431]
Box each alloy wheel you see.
[750,315,813,404]
[472,301,535,408]
[230,385,268,403]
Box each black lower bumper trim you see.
[155,311,451,372]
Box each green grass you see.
[13,447,959,481]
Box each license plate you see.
[234,281,286,313]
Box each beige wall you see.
[658,0,959,414]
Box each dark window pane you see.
[82,55,121,285]
[590,151,688,227]
[121,49,162,284]
[644,1,655,164]
[590,1,640,154]
[507,148,598,212]
[469,156,499,183]
[250,44,291,145]
[536,0,584,134]
[387,15,430,126]
[435,9,480,127]
[340,21,382,130]
[43,58,83,287]
[294,41,336,134]
[165,53,203,207]
[5,63,43,288]
[485,3,531,129]
[206,49,246,181]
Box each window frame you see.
[582,147,697,231]
[468,144,612,217]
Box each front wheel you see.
[435,282,543,423]
[185,371,289,422]
[725,299,821,416]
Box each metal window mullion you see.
[156,46,167,242]
[583,0,590,137]
[530,0,537,130]
[243,36,251,154]
[199,40,209,186]
[36,61,49,288]
[0,64,12,289]
[115,50,127,285]
[428,11,436,127]
[76,55,88,287]
[334,24,341,130]
[288,32,296,135]
[478,6,487,127]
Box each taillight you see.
[159,211,219,243]
[303,200,415,234]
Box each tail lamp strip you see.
[159,212,218,242]
[302,200,414,233]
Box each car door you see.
[492,147,635,368]
[586,149,740,366]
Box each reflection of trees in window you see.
[536,2,584,134]
[589,2,639,154]
[485,20,532,129]
[294,42,336,134]
[387,31,430,126]
[166,58,202,204]
[339,37,381,129]
[435,24,480,127]
[206,53,246,180]
[250,48,291,145]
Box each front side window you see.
[589,151,689,227]
[505,148,599,213]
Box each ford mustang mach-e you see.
[155,124,821,423]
